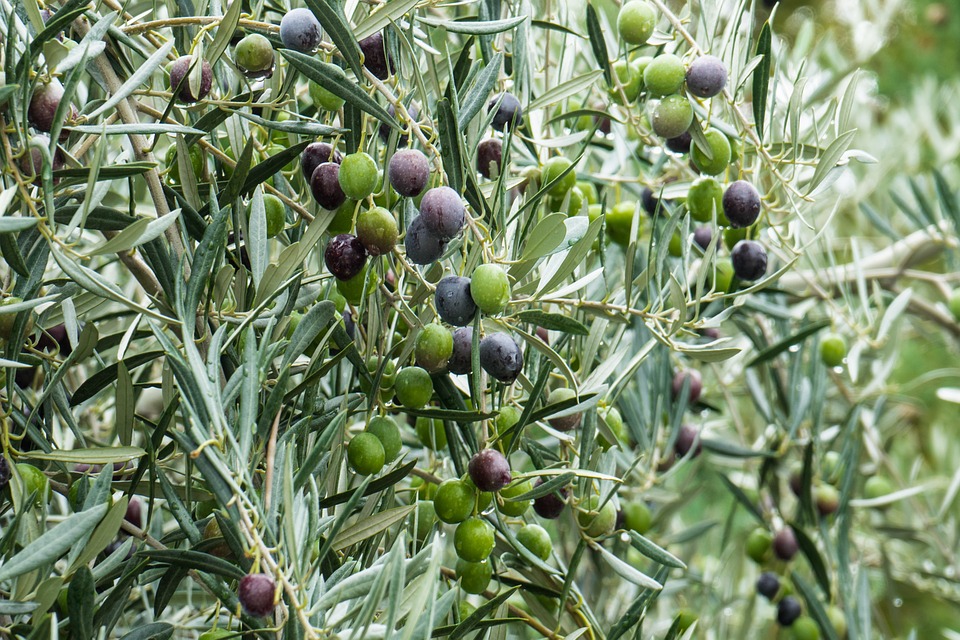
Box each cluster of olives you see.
[604,1,775,289]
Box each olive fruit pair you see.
[302,142,343,180]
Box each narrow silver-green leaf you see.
[332,505,415,551]
[280,49,399,129]
[0,503,109,582]
[419,15,527,35]
[87,40,175,119]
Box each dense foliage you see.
[0,0,959,638]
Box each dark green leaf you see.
[280,49,399,130]
[318,460,416,508]
[67,566,95,640]
[747,319,829,367]
[514,310,589,335]
[119,623,174,640]
[437,97,464,193]
[585,3,611,85]
[304,0,364,79]
[791,523,831,595]
[627,531,686,569]
[70,351,165,406]
[458,53,503,130]
[138,549,246,580]
[752,22,772,143]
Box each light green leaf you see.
[0,503,109,582]
[527,70,603,112]
[85,210,181,257]
[332,505,415,551]
[521,213,567,261]
[354,0,419,41]
[806,129,857,196]
[591,541,663,590]
[419,15,527,35]
[87,40,175,119]
[24,446,145,464]
[205,0,243,66]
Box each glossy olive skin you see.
[419,187,466,240]
[388,149,430,197]
[359,32,393,79]
[301,142,343,181]
[234,33,275,79]
[686,55,728,98]
[489,92,523,131]
[435,276,477,326]
[477,138,503,178]
[238,573,276,617]
[651,95,693,139]
[773,527,799,560]
[777,596,803,626]
[29,79,76,137]
[356,206,398,256]
[722,180,762,228]
[311,162,347,210]
[324,234,367,281]
[279,8,322,53]
[479,332,524,384]
[468,449,512,492]
[168,56,213,103]
[448,326,474,375]
[404,215,447,265]
[731,240,768,281]
[756,572,780,600]
[617,1,656,45]
[532,478,568,519]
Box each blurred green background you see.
[778,0,958,99]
